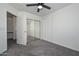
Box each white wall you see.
[0,3,19,54]
[0,4,7,54]
[41,4,79,51]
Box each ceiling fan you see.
[26,3,51,12]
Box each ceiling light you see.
[38,5,42,9]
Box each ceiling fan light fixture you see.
[38,5,42,9]
[26,3,51,12]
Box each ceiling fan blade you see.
[37,8,40,12]
[42,4,51,9]
[26,4,38,6]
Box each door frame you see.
[26,18,41,39]
[7,11,17,49]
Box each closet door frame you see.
[27,18,41,39]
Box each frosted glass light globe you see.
[38,5,42,9]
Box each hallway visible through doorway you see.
[7,12,17,49]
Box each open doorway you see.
[7,12,17,49]
[27,19,40,44]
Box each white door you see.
[34,21,40,38]
[27,19,40,43]
[27,20,35,37]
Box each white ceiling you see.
[9,3,71,16]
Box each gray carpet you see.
[1,37,79,56]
